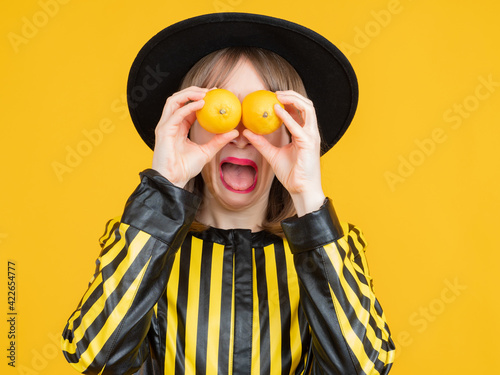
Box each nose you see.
[231,122,251,148]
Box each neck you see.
[196,187,269,232]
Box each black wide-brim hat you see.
[127,12,358,154]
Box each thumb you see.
[243,129,280,166]
[199,129,239,161]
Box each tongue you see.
[221,163,256,191]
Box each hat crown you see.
[127,12,358,154]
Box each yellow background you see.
[1,0,499,373]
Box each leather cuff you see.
[281,198,344,254]
[121,169,202,246]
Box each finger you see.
[276,90,313,106]
[173,99,206,136]
[199,129,239,161]
[274,104,306,140]
[174,85,209,98]
[243,129,281,165]
[276,93,308,128]
[283,103,304,126]
[167,86,208,107]
[276,92,312,118]
[161,87,208,120]
[156,100,204,139]
[276,92,318,134]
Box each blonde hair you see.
[181,47,307,236]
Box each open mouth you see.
[219,157,258,194]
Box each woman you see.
[61,13,395,375]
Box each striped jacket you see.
[61,169,395,374]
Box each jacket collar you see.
[191,226,282,248]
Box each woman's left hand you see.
[243,90,326,216]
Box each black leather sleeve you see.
[61,170,200,375]
[282,198,395,375]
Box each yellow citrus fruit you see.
[196,89,241,133]
[241,90,284,135]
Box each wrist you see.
[281,197,344,253]
[150,165,188,189]
[291,189,326,217]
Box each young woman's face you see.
[190,58,290,211]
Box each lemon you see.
[196,89,241,133]
[241,90,284,135]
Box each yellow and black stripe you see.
[61,170,395,375]
[153,229,312,375]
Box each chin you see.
[214,183,268,211]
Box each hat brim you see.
[127,12,358,154]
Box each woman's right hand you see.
[152,86,239,188]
